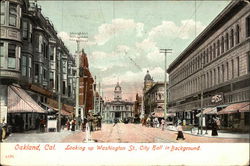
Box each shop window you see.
[8,44,16,69]
[0,1,5,25]
[21,55,27,76]
[246,15,250,37]
[0,43,4,68]
[230,29,234,48]
[244,112,250,125]
[236,25,240,44]
[22,20,28,40]
[9,3,17,27]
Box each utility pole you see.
[70,32,88,130]
[57,50,62,132]
[98,82,101,114]
[93,76,96,114]
[160,49,172,120]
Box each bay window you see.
[9,3,17,27]
[0,43,4,68]
[0,1,5,25]
[8,44,16,69]
[21,55,27,76]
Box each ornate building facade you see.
[103,82,133,123]
[0,0,75,131]
[167,0,250,131]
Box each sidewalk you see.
[166,125,250,139]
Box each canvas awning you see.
[239,103,250,112]
[151,111,164,118]
[42,102,73,116]
[8,85,46,113]
[218,102,250,114]
[203,107,217,115]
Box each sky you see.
[37,0,231,101]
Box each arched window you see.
[236,25,240,44]
[231,29,234,48]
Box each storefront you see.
[218,102,250,132]
[7,85,47,132]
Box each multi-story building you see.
[133,93,142,119]
[144,82,165,118]
[103,82,133,123]
[167,0,250,131]
[0,0,75,131]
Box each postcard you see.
[0,0,249,165]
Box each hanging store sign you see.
[211,93,224,104]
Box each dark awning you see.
[8,85,46,113]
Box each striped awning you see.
[239,103,250,112]
[203,107,217,114]
[8,85,46,113]
[218,102,249,114]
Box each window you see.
[0,43,4,68]
[22,20,28,40]
[246,16,250,37]
[217,40,220,56]
[214,68,216,85]
[43,69,46,80]
[28,57,31,77]
[231,59,234,79]
[49,45,54,60]
[217,66,220,84]
[236,25,240,44]
[35,64,39,75]
[226,33,229,50]
[213,43,216,59]
[209,46,212,61]
[231,29,234,48]
[226,62,229,81]
[62,81,66,95]
[21,55,27,76]
[39,36,42,53]
[8,44,16,69]
[9,3,17,26]
[0,1,5,25]
[222,64,224,82]
[68,85,71,97]
[248,52,250,73]
[236,57,240,77]
[221,36,224,53]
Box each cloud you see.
[148,19,205,40]
[94,18,144,45]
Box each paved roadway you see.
[3,123,249,143]
[61,123,249,143]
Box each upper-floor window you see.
[8,44,16,69]
[0,1,5,25]
[213,43,216,59]
[49,45,55,61]
[217,40,220,56]
[0,43,4,68]
[221,36,224,53]
[236,25,240,44]
[21,55,27,76]
[247,52,250,73]
[9,3,17,27]
[22,20,28,40]
[246,16,250,37]
[230,29,234,48]
[226,33,229,50]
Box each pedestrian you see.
[146,117,151,127]
[66,120,70,130]
[161,119,165,131]
[113,118,118,127]
[211,117,218,136]
[176,122,185,140]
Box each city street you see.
[61,123,249,143]
[3,123,249,143]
